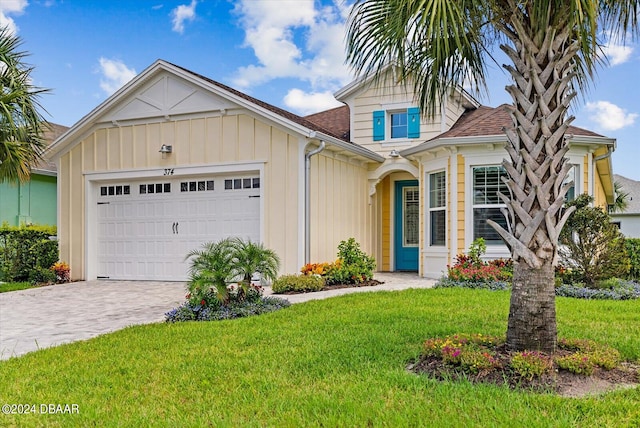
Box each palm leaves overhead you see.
[0,27,49,183]
[347,0,640,352]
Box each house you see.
[0,123,69,227]
[46,60,615,281]
[610,174,640,238]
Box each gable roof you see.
[47,60,383,162]
[401,104,614,156]
[612,174,640,215]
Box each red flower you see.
[200,299,206,306]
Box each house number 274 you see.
[163,168,174,176]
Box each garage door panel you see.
[97,175,261,281]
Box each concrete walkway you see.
[0,273,435,360]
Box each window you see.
[391,112,408,139]
[429,171,446,246]
[180,180,215,192]
[563,165,578,201]
[139,183,171,195]
[372,107,420,141]
[472,166,509,245]
[403,187,419,246]
[100,185,130,197]
[224,177,260,190]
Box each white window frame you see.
[428,170,446,247]
[390,110,408,140]
[380,102,413,145]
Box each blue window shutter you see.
[408,107,420,138]
[373,110,385,141]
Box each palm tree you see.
[0,27,49,183]
[185,239,237,305]
[346,0,639,352]
[609,181,630,213]
[230,238,280,300]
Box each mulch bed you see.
[408,344,640,397]
[276,279,384,295]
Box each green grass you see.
[0,281,33,293]
[1,288,639,427]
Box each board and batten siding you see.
[58,113,303,280]
[308,151,373,265]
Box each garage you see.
[96,174,260,281]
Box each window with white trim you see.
[472,166,509,245]
[563,164,578,201]
[403,187,420,246]
[372,107,420,141]
[428,171,446,246]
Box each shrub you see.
[422,334,503,374]
[272,274,325,293]
[625,238,640,280]
[510,351,553,380]
[434,277,510,291]
[52,261,71,283]
[559,194,630,287]
[555,281,640,300]
[166,284,290,323]
[555,352,595,375]
[0,224,58,283]
[301,238,376,286]
[442,239,512,285]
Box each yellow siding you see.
[58,113,302,279]
[309,152,372,265]
[457,154,465,254]
[594,166,607,208]
[381,175,391,270]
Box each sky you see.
[4,0,640,180]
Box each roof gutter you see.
[304,140,326,264]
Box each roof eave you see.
[313,132,384,162]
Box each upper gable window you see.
[391,112,408,139]
[373,107,420,141]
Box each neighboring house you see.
[0,123,68,227]
[610,174,640,238]
[46,60,616,281]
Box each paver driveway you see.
[0,273,435,360]
[0,280,186,360]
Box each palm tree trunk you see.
[506,261,557,352]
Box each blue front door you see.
[395,180,419,271]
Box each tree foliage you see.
[0,27,50,183]
[559,194,630,287]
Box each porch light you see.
[389,149,400,158]
[159,144,173,154]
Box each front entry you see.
[394,180,419,271]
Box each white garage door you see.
[96,175,260,281]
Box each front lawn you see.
[1,288,639,427]
[0,281,34,293]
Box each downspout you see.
[304,140,326,264]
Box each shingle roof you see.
[434,104,604,139]
[36,122,69,173]
[169,62,350,142]
[304,105,350,142]
[613,174,640,214]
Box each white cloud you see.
[603,43,633,66]
[231,0,353,109]
[0,0,28,35]
[171,0,197,34]
[283,88,343,115]
[585,101,638,131]
[98,58,137,95]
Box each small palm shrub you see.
[166,284,290,322]
[169,238,288,322]
[272,274,325,293]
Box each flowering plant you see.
[510,351,553,380]
[51,261,70,283]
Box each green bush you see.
[625,238,640,280]
[324,238,376,285]
[272,274,325,293]
[559,194,630,287]
[0,224,58,282]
